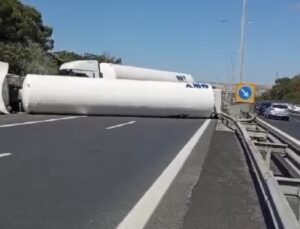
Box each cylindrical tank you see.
[0,61,10,114]
[22,75,214,118]
[100,63,194,83]
[59,60,195,83]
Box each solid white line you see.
[105,121,136,130]
[116,119,212,229]
[0,153,12,158]
[0,116,85,128]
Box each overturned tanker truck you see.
[0,60,218,118]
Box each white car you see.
[292,105,300,113]
[286,103,293,111]
[264,103,290,121]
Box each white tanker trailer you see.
[22,75,214,118]
[0,62,9,114]
[1,61,217,117]
[59,60,194,83]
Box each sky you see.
[22,0,300,85]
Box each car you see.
[286,103,293,111]
[257,101,272,115]
[254,102,262,112]
[292,105,300,113]
[264,103,290,121]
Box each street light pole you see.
[239,0,247,83]
[229,55,235,105]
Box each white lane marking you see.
[116,119,212,229]
[0,116,85,128]
[105,121,136,130]
[0,153,12,158]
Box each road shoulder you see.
[182,129,267,229]
[144,119,216,229]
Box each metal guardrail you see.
[255,117,300,153]
[221,112,300,229]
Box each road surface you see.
[262,114,300,140]
[0,114,268,229]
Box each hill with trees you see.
[0,0,122,76]
[260,75,300,103]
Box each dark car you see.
[258,101,272,115]
[254,102,262,112]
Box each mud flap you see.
[0,62,10,114]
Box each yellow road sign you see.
[235,82,256,103]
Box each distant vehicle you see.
[264,103,290,121]
[257,101,272,115]
[292,105,300,113]
[285,103,293,111]
[254,101,262,112]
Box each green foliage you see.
[0,41,58,75]
[53,51,83,65]
[260,76,300,103]
[0,0,53,50]
[0,0,122,76]
[54,51,122,65]
[83,52,122,64]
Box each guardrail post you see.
[266,148,272,170]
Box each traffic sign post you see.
[235,83,256,103]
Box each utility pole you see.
[239,0,247,82]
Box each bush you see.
[0,41,59,75]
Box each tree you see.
[0,41,58,75]
[260,76,300,103]
[53,51,83,65]
[0,0,54,50]
[0,0,123,76]
[83,52,122,64]
[54,51,122,65]
[0,0,57,75]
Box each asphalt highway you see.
[0,114,208,229]
[0,114,269,229]
[261,114,300,140]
